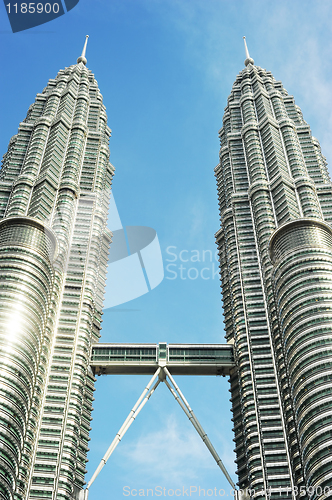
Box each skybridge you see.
[74,342,248,500]
[90,342,235,376]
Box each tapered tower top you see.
[77,35,89,65]
[243,36,254,66]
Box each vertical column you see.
[271,93,322,219]
[0,218,57,500]
[270,219,332,496]
[6,118,52,217]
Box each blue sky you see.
[1,1,332,498]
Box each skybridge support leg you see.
[84,367,161,497]
[78,365,239,500]
[163,366,236,491]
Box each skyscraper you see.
[216,39,332,499]
[0,38,113,500]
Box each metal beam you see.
[84,368,162,497]
[163,366,236,490]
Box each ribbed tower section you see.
[0,40,114,500]
[216,42,332,500]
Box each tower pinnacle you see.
[77,35,89,65]
[243,36,254,66]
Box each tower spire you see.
[243,36,254,66]
[77,35,89,65]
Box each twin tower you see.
[1,38,332,500]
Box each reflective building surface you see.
[216,39,332,499]
[0,38,113,500]
[2,36,332,500]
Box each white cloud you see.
[118,412,233,485]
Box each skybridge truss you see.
[74,342,248,500]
